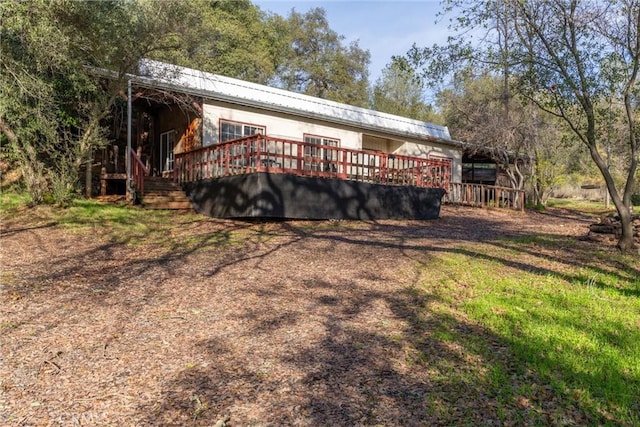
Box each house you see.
[100,59,466,219]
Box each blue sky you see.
[253,1,452,84]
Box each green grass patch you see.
[415,242,640,425]
[0,191,32,213]
[0,191,246,250]
[547,197,614,215]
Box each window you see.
[303,134,340,172]
[462,162,496,183]
[220,120,265,143]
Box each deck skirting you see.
[183,172,445,220]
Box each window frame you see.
[219,119,266,143]
[303,133,341,172]
[303,133,340,157]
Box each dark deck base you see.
[183,173,446,220]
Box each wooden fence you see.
[445,182,525,211]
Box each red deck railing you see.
[174,135,451,189]
[130,148,149,196]
[446,182,525,211]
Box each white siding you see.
[203,101,362,149]
[396,142,462,183]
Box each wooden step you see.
[143,190,188,198]
[142,200,194,210]
[141,177,193,210]
[141,199,193,210]
[144,181,183,190]
[145,181,181,187]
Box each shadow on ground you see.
[2,206,636,425]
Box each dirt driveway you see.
[0,206,596,425]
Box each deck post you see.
[126,79,133,201]
[297,144,304,174]
[340,150,347,179]
[225,145,229,176]
[256,135,263,172]
[100,166,107,196]
[381,155,387,184]
[245,139,251,174]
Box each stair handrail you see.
[130,148,149,198]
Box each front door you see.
[159,130,176,175]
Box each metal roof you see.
[135,59,455,145]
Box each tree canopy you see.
[273,7,371,107]
[0,0,376,204]
[152,0,284,84]
[1,0,199,203]
[371,57,441,123]
[406,0,639,251]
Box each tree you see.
[408,0,639,252]
[438,71,526,190]
[155,0,285,84]
[371,57,441,123]
[437,70,565,197]
[1,0,194,203]
[1,0,78,203]
[274,7,371,107]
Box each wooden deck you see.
[127,135,526,214]
[172,135,452,190]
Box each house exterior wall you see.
[202,100,462,182]
[203,101,362,149]
[157,107,192,137]
[394,141,462,184]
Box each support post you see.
[126,79,133,201]
[85,151,92,199]
[100,166,107,196]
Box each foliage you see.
[155,3,373,104]
[1,0,65,203]
[154,0,284,84]
[371,57,442,123]
[406,0,640,251]
[273,7,371,107]
[1,1,377,205]
[0,0,193,204]
[435,69,567,199]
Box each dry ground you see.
[0,205,606,425]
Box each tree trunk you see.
[0,117,17,144]
[590,145,637,252]
[85,154,92,199]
